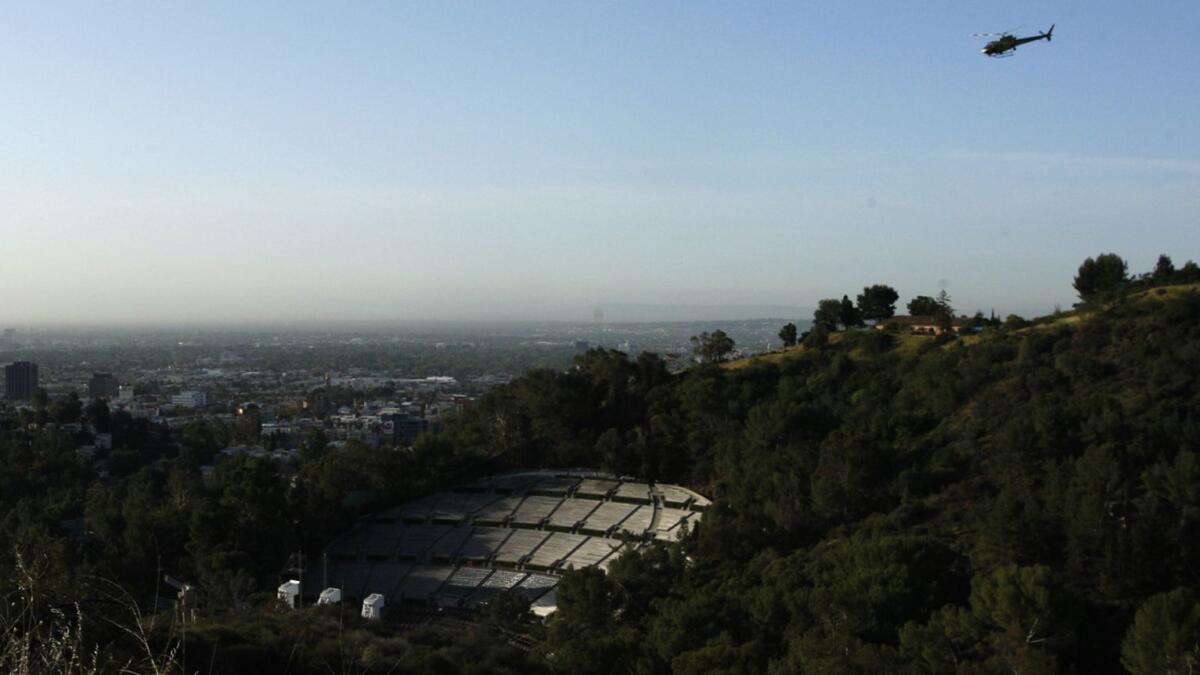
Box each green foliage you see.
[298,427,328,463]
[1182,260,1200,281]
[177,607,549,675]
[480,590,534,629]
[814,298,843,329]
[1153,254,1177,282]
[907,295,941,316]
[857,284,900,321]
[541,566,641,674]
[803,322,830,349]
[839,294,864,328]
[897,564,1068,674]
[84,398,111,433]
[691,330,736,363]
[1073,252,1129,302]
[934,289,954,320]
[232,407,262,445]
[1003,313,1030,329]
[607,542,687,620]
[1121,588,1200,675]
[4,256,1200,673]
[969,564,1059,643]
[778,322,798,347]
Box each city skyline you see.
[3,1,1199,324]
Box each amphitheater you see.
[301,469,709,617]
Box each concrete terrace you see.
[303,469,709,616]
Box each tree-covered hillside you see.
[3,268,1199,673]
[447,282,1200,673]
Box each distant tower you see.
[88,372,120,400]
[4,361,38,400]
[593,307,605,323]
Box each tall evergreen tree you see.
[1152,254,1176,283]
[840,295,864,328]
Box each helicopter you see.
[978,24,1054,57]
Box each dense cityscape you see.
[0,317,799,489]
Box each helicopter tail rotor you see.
[1042,24,1054,41]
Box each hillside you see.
[724,282,1200,370]
[3,282,1199,673]
[443,283,1200,674]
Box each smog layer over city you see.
[3,3,1199,674]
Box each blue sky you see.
[2,1,1198,323]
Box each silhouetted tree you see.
[49,392,83,426]
[804,322,830,348]
[932,290,956,330]
[814,298,843,329]
[1181,260,1200,282]
[690,330,735,363]
[907,295,941,316]
[84,398,112,435]
[299,427,328,462]
[1152,254,1176,283]
[857,284,900,321]
[840,295,864,328]
[1073,253,1128,301]
[778,322,798,347]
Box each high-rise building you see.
[4,361,39,401]
[88,372,120,400]
[380,412,430,445]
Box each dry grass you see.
[1,551,186,675]
[723,330,937,369]
[722,345,804,370]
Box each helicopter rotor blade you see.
[973,26,1022,38]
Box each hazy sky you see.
[3,1,1198,324]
